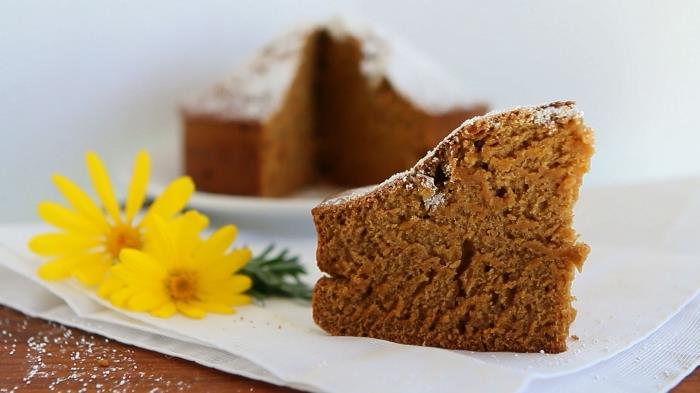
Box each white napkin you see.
[0,178,699,393]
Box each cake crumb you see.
[570,335,579,341]
[97,358,110,368]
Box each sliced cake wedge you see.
[311,101,594,353]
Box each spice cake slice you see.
[311,101,594,353]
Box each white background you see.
[1,0,699,221]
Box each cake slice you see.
[311,101,594,353]
[182,19,486,196]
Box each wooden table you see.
[0,306,696,392]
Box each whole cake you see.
[182,19,487,196]
[312,101,594,353]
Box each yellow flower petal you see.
[109,267,166,298]
[199,276,253,303]
[199,248,252,282]
[206,292,252,305]
[127,291,166,312]
[86,151,122,225]
[119,249,168,279]
[72,256,112,286]
[151,302,177,318]
[228,294,252,306]
[52,174,108,230]
[37,257,82,281]
[125,151,150,224]
[228,274,253,292]
[194,225,237,259]
[226,248,252,269]
[176,301,206,319]
[192,301,234,314]
[29,233,101,256]
[141,215,177,263]
[98,275,124,298]
[110,265,155,291]
[231,295,253,306]
[37,202,102,234]
[142,176,194,224]
[109,287,138,308]
[172,211,208,258]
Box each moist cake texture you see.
[182,19,486,196]
[312,101,594,353]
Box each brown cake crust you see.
[184,117,263,195]
[311,101,594,353]
[182,24,486,196]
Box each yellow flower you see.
[29,151,194,286]
[101,211,253,319]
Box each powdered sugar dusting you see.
[184,17,477,120]
[415,173,445,209]
[319,170,445,209]
[532,103,582,130]
[424,193,445,209]
[1,310,192,392]
[325,18,389,88]
[325,17,473,113]
[184,27,311,120]
[318,185,377,207]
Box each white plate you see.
[126,140,343,235]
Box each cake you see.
[311,101,594,353]
[182,19,487,196]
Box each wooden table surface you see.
[0,305,696,392]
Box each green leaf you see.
[241,245,312,303]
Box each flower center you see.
[105,224,143,259]
[167,271,198,301]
